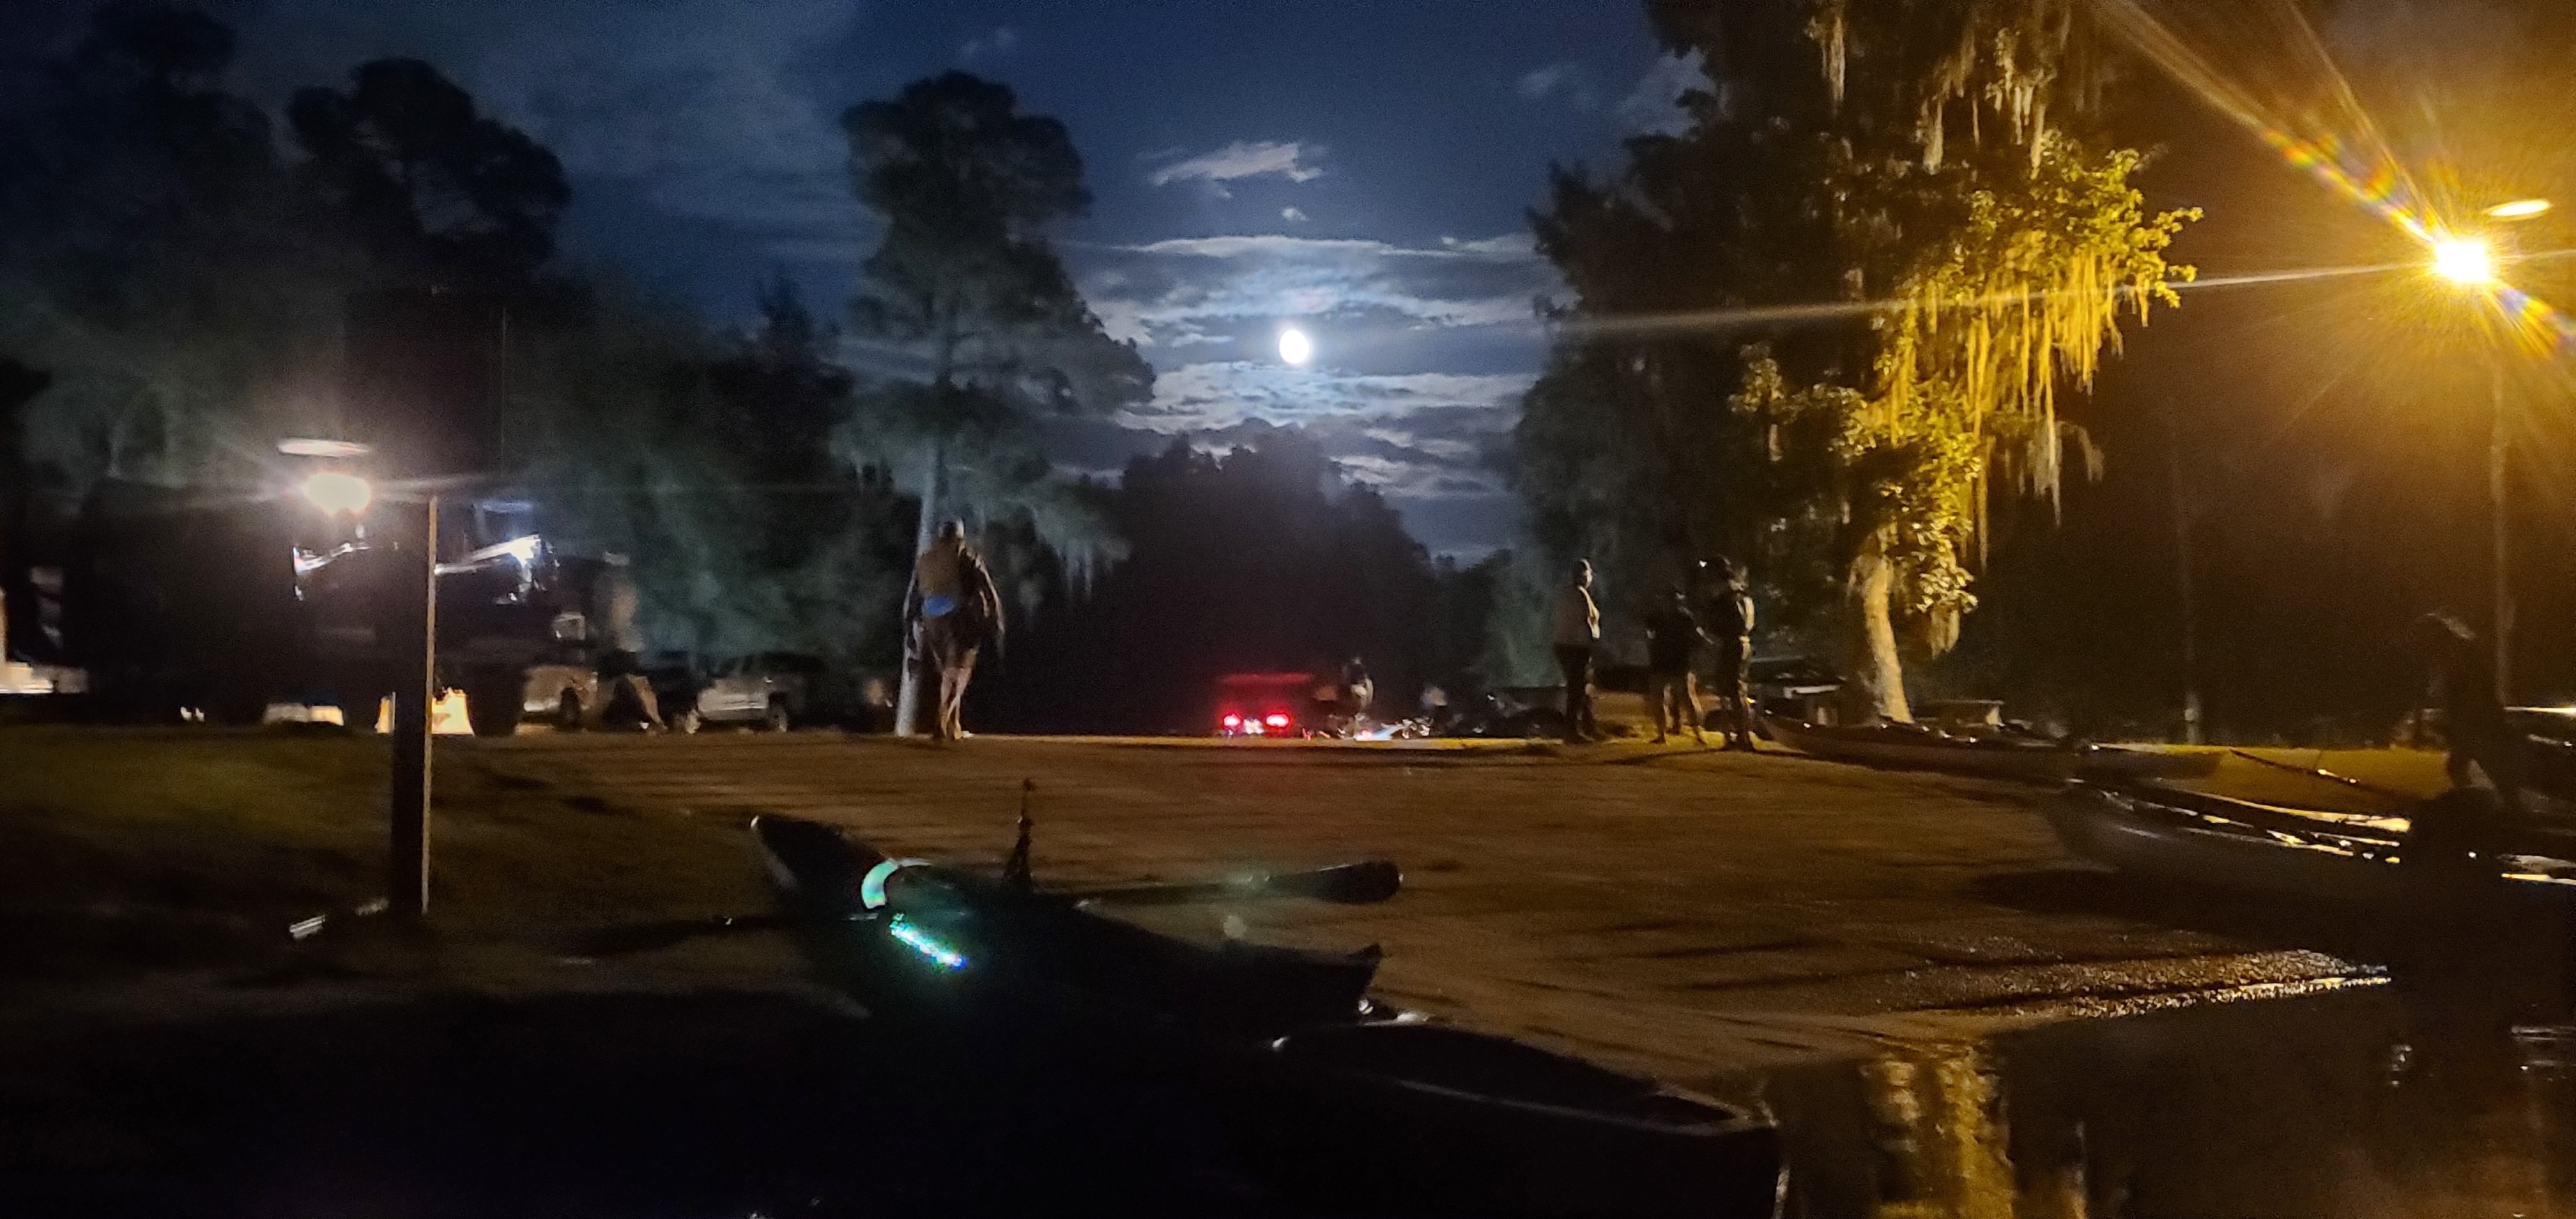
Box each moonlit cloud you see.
[1618,50,1708,135]
[224,0,865,266]
[1067,225,1559,553]
[1126,364,1534,432]
[960,26,1021,60]
[1145,140,1326,197]
[1079,231,1556,348]
[1515,61,1596,109]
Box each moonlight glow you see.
[1278,328,1314,365]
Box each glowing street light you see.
[2425,194,2554,701]
[300,469,374,515]
[2433,237,2496,285]
[1278,327,1314,366]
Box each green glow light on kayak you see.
[887,914,967,970]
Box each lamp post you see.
[2430,195,2552,703]
[288,439,431,918]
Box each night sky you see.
[199,0,1706,557]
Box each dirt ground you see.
[469,732,2395,1085]
[0,726,2418,1088]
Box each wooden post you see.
[389,494,437,917]
[2490,360,2513,707]
[895,442,942,737]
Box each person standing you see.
[2412,611,2523,811]
[1703,557,1758,750]
[907,520,1002,741]
[1643,585,1707,745]
[1337,656,1374,735]
[586,553,666,731]
[1552,560,1601,742]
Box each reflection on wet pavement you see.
[1756,977,2576,1218]
[12,977,2574,1217]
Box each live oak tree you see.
[838,72,1151,732]
[1516,0,2193,721]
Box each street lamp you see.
[2433,238,2496,286]
[2430,200,2552,702]
[279,434,431,916]
[300,470,374,516]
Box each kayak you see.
[751,813,1382,1034]
[1762,713,2216,785]
[749,814,1785,1218]
[2046,781,2576,908]
[1227,1021,1784,1218]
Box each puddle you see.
[1751,979,2576,1218]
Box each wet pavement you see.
[11,732,2575,1215]
[468,734,2380,1080]
[7,959,2571,1216]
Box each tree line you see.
[1504,0,2576,741]
[0,3,1491,726]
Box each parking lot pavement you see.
[471,733,2370,1084]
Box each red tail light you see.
[1264,713,1291,728]
[1222,713,1242,729]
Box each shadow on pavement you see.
[0,990,1277,1218]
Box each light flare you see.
[2434,239,2496,286]
[2089,0,2576,357]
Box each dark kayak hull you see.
[749,815,1786,1219]
[1764,714,2213,785]
[2046,783,2576,908]
[1221,1022,1782,1218]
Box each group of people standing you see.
[1552,557,1758,747]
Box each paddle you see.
[1064,859,1404,908]
[2226,748,2418,804]
[565,914,786,959]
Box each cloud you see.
[1618,50,1708,135]
[1077,231,1558,349]
[1281,206,1308,222]
[960,26,1021,60]
[1515,61,1597,109]
[224,0,866,268]
[1146,140,1326,197]
[1066,226,1560,551]
[1125,364,1534,432]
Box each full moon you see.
[1278,328,1314,365]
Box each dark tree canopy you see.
[289,58,569,293]
[840,71,1148,424]
[1511,0,2189,721]
[976,430,1494,734]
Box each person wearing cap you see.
[1552,559,1601,742]
[1701,557,1757,750]
[907,520,1003,740]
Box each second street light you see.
[2430,199,2550,703]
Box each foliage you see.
[0,3,352,498]
[977,431,1494,733]
[509,282,913,676]
[838,72,1150,569]
[288,58,569,295]
[1512,0,2193,717]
